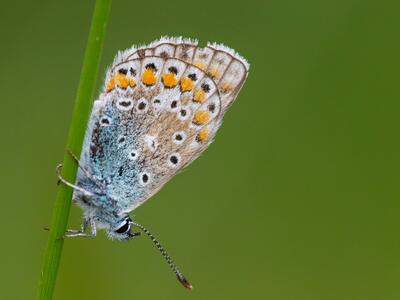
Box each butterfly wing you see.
[77,37,249,212]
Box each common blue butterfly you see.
[57,37,249,289]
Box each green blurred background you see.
[1,0,400,299]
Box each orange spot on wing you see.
[106,77,115,92]
[115,73,129,89]
[128,77,136,88]
[141,68,157,86]
[208,68,221,79]
[220,82,233,93]
[162,73,178,88]
[193,89,206,103]
[193,111,210,125]
[193,61,206,71]
[180,77,194,92]
[196,127,209,142]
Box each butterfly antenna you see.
[132,222,193,290]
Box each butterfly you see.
[57,36,249,289]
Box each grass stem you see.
[36,1,112,299]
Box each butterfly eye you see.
[115,219,131,234]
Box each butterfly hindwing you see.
[77,37,249,212]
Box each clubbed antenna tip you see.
[132,221,193,291]
[177,274,193,290]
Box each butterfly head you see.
[108,216,136,240]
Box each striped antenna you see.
[132,222,193,290]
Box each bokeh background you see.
[1,0,400,299]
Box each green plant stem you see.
[37,1,112,299]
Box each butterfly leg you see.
[67,149,104,189]
[65,219,89,234]
[61,219,97,239]
[56,164,94,198]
